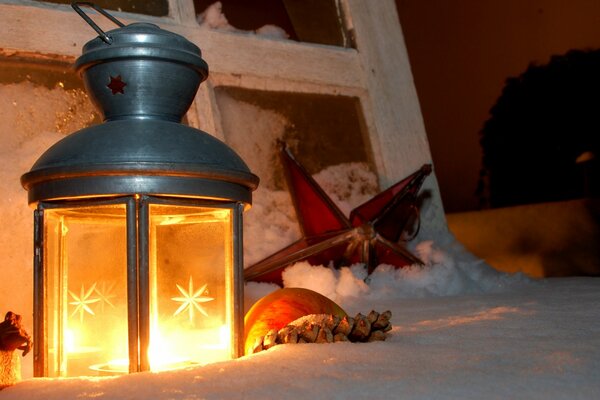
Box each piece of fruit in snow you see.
[244,287,347,355]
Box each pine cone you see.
[249,310,392,354]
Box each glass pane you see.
[148,204,233,370]
[0,57,100,145]
[214,86,379,266]
[44,204,128,377]
[215,87,373,190]
[194,0,352,47]
[35,0,169,17]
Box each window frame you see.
[0,0,445,230]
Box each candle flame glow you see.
[148,324,230,371]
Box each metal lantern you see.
[21,4,258,377]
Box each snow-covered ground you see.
[2,275,599,399]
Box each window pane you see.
[214,87,379,265]
[216,87,373,189]
[194,0,352,47]
[0,58,100,135]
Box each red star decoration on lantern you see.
[244,143,432,285]
[107,75,127,95]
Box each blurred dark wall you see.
[396,0,600,212]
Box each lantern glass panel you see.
[43,204,128,377]
[148,204,234,370]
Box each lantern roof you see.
[21,120,259,204]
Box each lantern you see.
[21,4,258,377]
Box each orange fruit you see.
[244,288,347,355]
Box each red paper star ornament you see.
[107,75,127,95]
[244,143,432,285]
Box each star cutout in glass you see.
[69,283,101,323]
[107,75,126,95]
[94,281,117,312]
[244,143,432,285]
[171,276,214,324]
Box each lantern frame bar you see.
[137,196,150,372]
[232,202,245,358]
[126,196,140,373]
[33,207,45,377]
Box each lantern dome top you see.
[73,20,209,122]
[75,22,208,81]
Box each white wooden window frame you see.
[0,0,447,235]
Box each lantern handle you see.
[71,2,125,44]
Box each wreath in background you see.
[478,49,599,208]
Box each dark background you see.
[396,0,600,212]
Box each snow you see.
[312,163,380,217]
[197,2,289,40]
[2,277,599,399]
[280,241,531,305]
